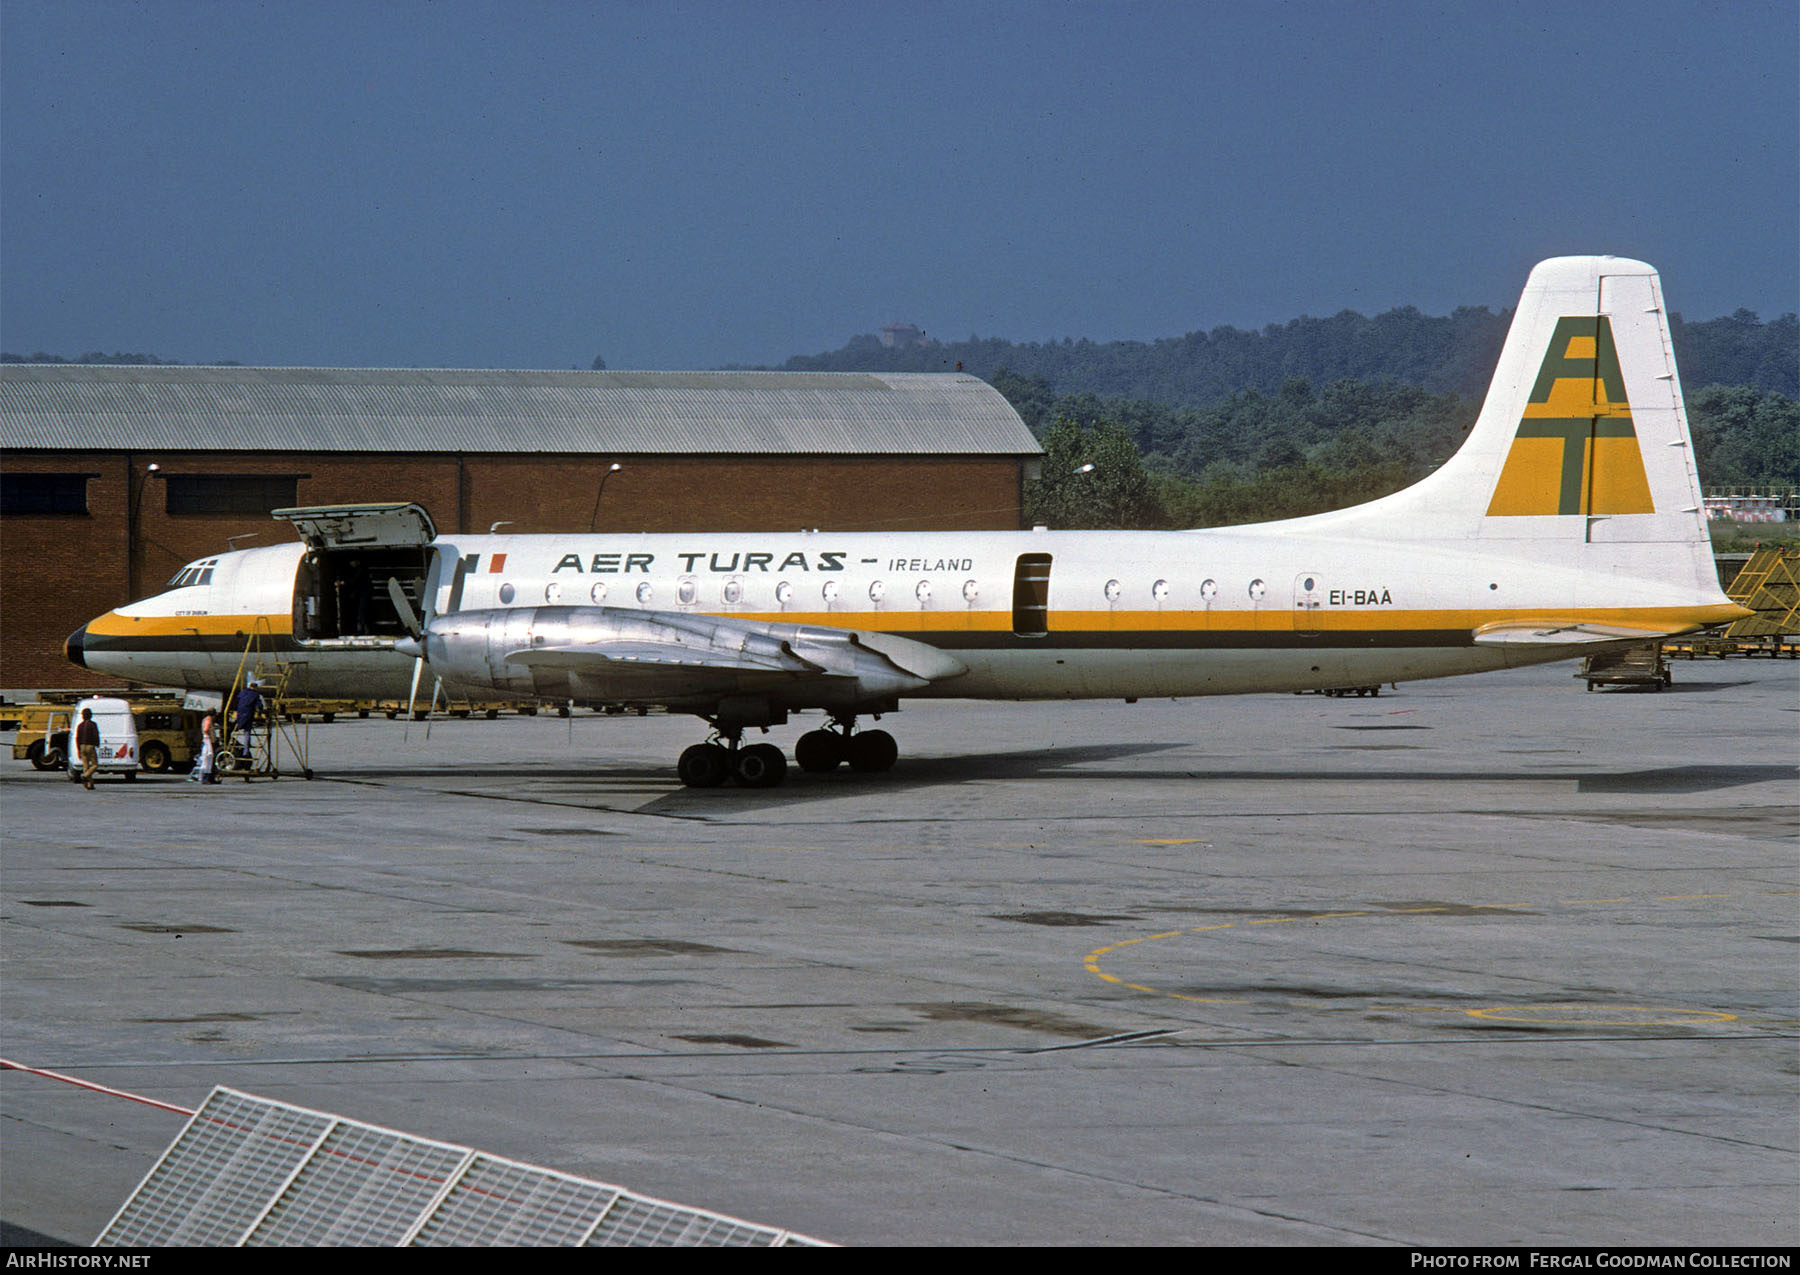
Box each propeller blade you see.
[387,577,421,639]
[402,651,425,741]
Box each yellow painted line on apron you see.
[1084,892,1760,1023]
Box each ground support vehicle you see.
[1580,642,1671,690]
[12,693,201,773]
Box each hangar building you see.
[0,365,1041,689]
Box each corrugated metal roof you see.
[0,365,1041,456]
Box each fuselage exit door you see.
[1013,553,1052,637]
[1293,573,1324,635]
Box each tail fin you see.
[1322,257,1718,595]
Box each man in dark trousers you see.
[75,707,101,790]
[232,679,264,766]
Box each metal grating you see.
[96,1086,832,1247]
[586,1194,782,1247]
[98,1089,332,1246]
[247,1122,470,1245]
[410,1157,620,1247]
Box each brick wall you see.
[2,451,1025,688]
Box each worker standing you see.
[75,707,101,791]
[231,680,263,767]
[189,710,217,784]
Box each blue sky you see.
[3,0,1794,370]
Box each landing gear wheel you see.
[795,729,844,773]
[733,743,788,788]
[677,742,731,788]
[140,741,171,773]
[846,728,898,773]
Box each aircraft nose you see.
[64,624,88,669]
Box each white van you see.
[64,697,141,782]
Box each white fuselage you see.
[80,522,1719,704]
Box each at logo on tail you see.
[1486,316,1656,517]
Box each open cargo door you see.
[275,504,441,641]
[273,503,437,549]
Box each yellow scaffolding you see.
[220,620,315,780]
[1723,547,1800,639]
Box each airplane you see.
[65,256,1749,788]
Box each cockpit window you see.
[165,559,219,589]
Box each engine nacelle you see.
[413,606,964,715]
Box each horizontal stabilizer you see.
[1472,620,1680,647]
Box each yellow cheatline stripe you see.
[87,602,1749,642]
[87,613,288,638]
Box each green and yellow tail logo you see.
[1486,316,1656,516]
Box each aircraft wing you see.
[421,605,968,708]
[507,640,822,675]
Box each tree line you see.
[776,308,1797,402]
[1009,372,1798,531]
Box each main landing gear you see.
[794,717,897,775]
[675,716,899,789]
[677,732,788,789]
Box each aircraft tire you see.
[677,743,731,788]
[794,730,844,773]
[847,729,898,773]
[734,743,788,788]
